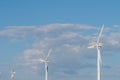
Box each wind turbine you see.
[88,25,104,80]
[39,49,52,80]
[11,68,16,80]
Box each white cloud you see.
[0,24,120,80]
[0,26,35,37]
[0,24,96,38]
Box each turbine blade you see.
[39,59,45,62]
[97,25,104,43]
[46,48,52,59]
[88,45,95,48]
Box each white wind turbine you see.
[39,49,52,80]
[88,25,104,80]
[11,68,16,80]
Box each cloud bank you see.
[0,23,120,80]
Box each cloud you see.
[0,24,96,38]
[0,24,120,80]
[0,26,35,38]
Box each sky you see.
[0,0,120,80]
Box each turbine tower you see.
[88,25,104,80]
[11,68,16,80]
[39,49,52,80]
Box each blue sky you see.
[1,0,120,26]
[0,0,120,80]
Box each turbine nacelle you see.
[11,72,16,77]
[97,43,102,48]
[39,49,52,63]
